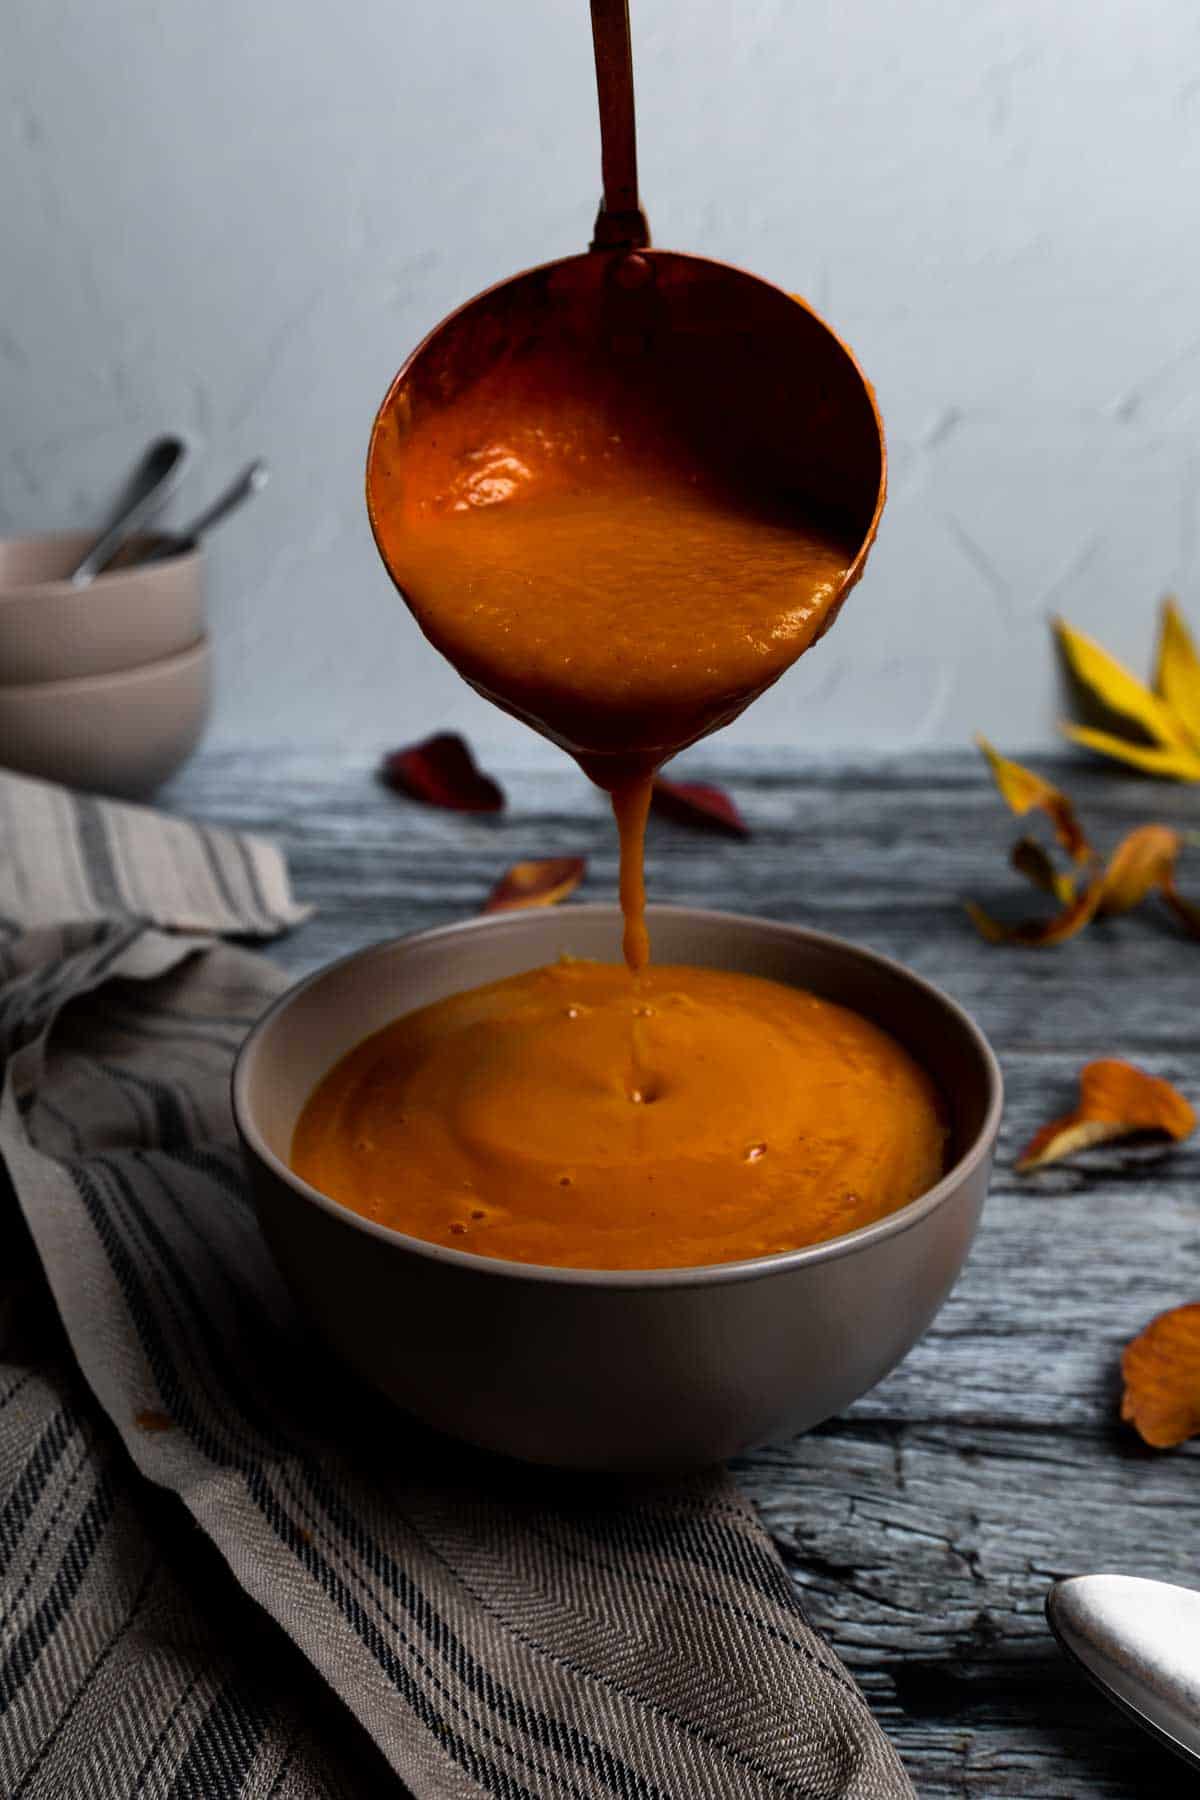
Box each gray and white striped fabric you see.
[0,766,914,1799]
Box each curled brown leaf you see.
[1121,1303,1200,1449]
[1016,1059,1196,1172]
[965,876,1105,948]
[483,857,586,914]
[1097,825,1184,916]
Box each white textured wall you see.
[4,0,1200,759]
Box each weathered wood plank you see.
[158,745,1200,1797]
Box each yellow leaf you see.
[975,736,1092,862]
[1155,597,1200,749]
[1060,724,1200,782]
[1054,617,1193,751]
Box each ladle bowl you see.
[367,249,885,697]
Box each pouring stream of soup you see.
[294,281,944,1269]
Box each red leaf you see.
[483,857,586,913]
[380,734,504,812]
[651,778,749,838]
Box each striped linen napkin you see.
[0,765,914,1800]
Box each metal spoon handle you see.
[589,0,650,251]
[176,459,268,543]
[69,435,189,586]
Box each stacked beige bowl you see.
[0,533,210,798]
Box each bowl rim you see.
[0,635,209,697]
[233,904,1004,1291]
[0,529,201,603]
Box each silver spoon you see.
[119,460,269,567]
[69,435,190,586]
[1047,1574,1200,1770]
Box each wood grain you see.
[161,746,1200,1798]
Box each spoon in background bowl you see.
[69,435,190,586]
[109,459,270,569]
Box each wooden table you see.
[163,745,1200,1798]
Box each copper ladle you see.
[366,0,886,771]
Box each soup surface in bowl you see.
[290,956,946,1271]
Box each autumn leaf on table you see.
[1015,1059,1196,1171]
[966,880,1106,948]
[380,734,505,812]
[1097,823,1182,914]
[1055,599,1200,780]
[651,778,750,838]
[968,741,1200,944]
[1095,823,1200,939]
[483,858,586,913]
[1122,1304,1200,1449]
[966,738,1104,944]
[975,736,1092,863]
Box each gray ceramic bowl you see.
[0,637,210,798]
[234,906,1002,1471]
[0,530,204,686]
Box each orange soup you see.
[291,959,946,1271]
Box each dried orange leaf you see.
[1016,1058,1196,1171]
[1011,836,1076,905]
[975,736,1092,863]
[1155,597,1200,748]
[381,734,505,812]
[965,874,1104,948]
[1054,617,1194,751]
[1098,824,1184,916]
[1122,1304,1200,1448]
[483,856,585,913]
[652,778,750,838]
[1061,724,1200,782]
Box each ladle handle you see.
[589,0,650,251]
